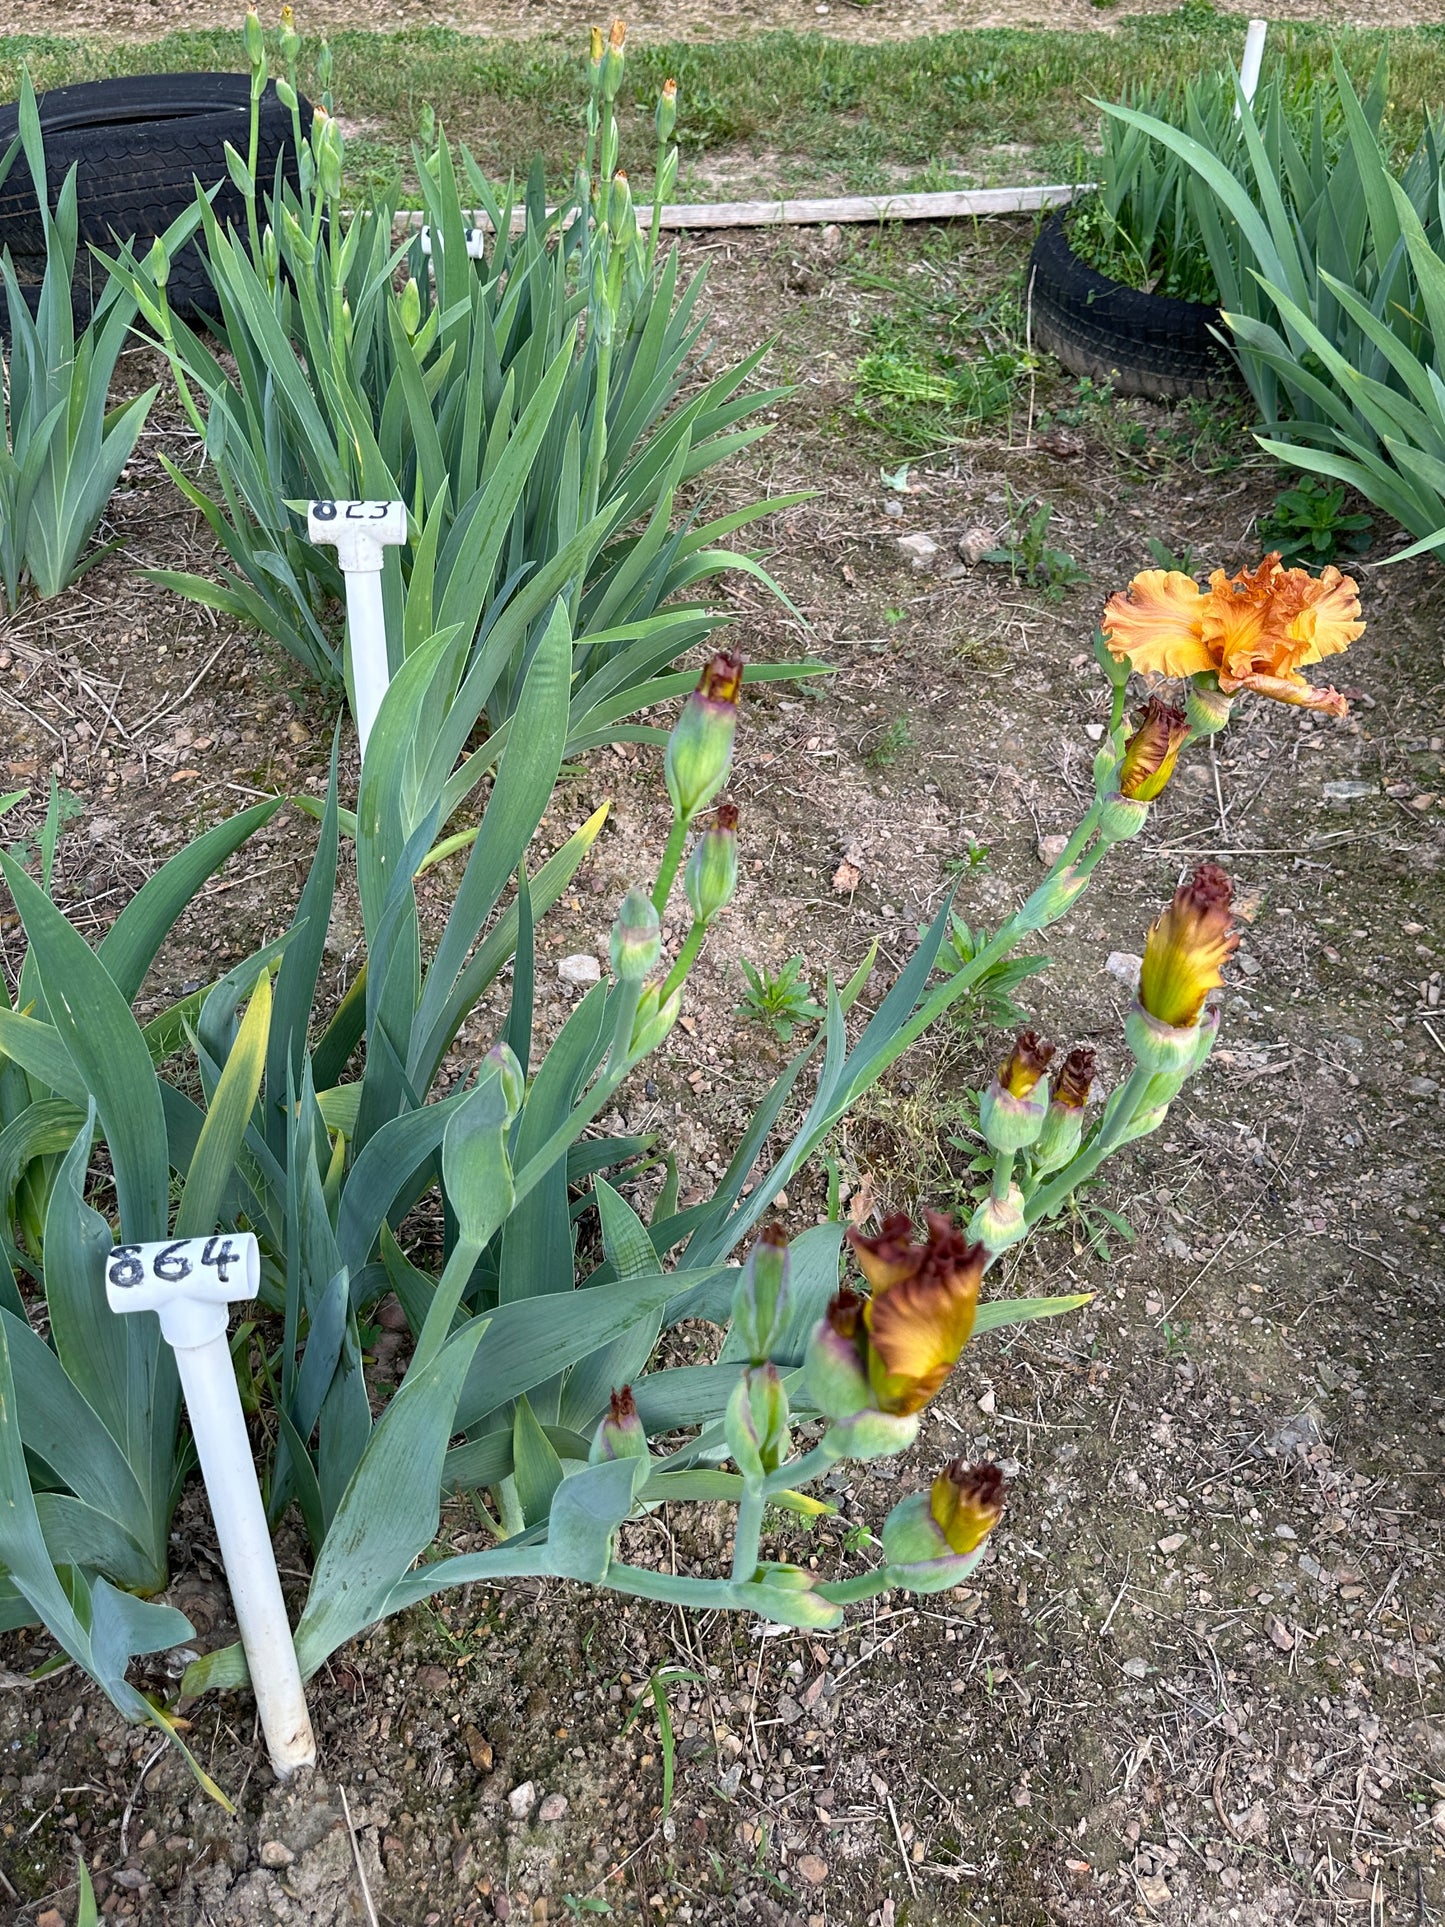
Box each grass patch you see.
[2,16,1444,200]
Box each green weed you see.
[736,956,826,1043]
[981,495,1089,598]
[1257,477,1373,566]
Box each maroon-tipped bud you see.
[664,653,744,824]
[998,1028,1055,1098]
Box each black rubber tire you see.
[1027,210,1235,403]
[0,73,312,328]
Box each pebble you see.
[1105,950,1142,990]
[259,1841,294,1868]
[1157,1533,1187,1555]
[557,954,602,986]
[1037,833,1069,865]
[883,498,904,520]
[508,1781,537,1819]
[1321,779,1375,802]
[796,1854,829,1885]
[956,524,994,565]
[895,531,938,569]
[1266,1614,1296,1652]
[539,1793,569,1822]
[1084,722,1105,741]
[1121,1657,1149,1679]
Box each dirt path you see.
[14,0,1443,45]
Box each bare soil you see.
[2,217,1444,1927]
[10,0,1443,47]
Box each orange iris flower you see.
[1101,555,1363,717]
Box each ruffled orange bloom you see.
[1101,555,1362,717]
[843,1210,984,1416]
[1139,863,1240,1029]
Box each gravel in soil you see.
[2,217,1443,1926]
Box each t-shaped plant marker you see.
[306,499,409,756]
[106,1233,316,1777]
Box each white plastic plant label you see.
[417,223,487,260]
[306,501,408,547]
[105,1234,260,1318]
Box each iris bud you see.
[243,7,265,68]
[725,1364,790,1480]
[630,982,681,1055]
[736,1564,843,1631]
[610,887,661,983]
[684,803,739,926]
[1185,673,1234,737]
[732,1224,790,1365]
[665,652,742,824]
[966,1186,1027,1257]
[398,274,422,338]
[655,77,678,145]
[590,1385,649,1464]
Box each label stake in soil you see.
[306,499,408,756]
[105,1233,317,1778]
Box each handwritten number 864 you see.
[108,1236,242,1290]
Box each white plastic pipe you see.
[105,1234,317,1777]
[1239,20,1268,109]
[306,499,409,757]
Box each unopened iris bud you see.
[243,6,265,67]
[725,1363,790,1480]
[1185,672,1234,737]
[665,651,743,823]
[684,802,739,925]
[146,235,170,289]
[655,76,678,144]
[398,274,422,338]
[279,3,300,60]
[630,982,682,1055]
[1098,792,1149,843]
[966,1184,1026,1256]
[590,1385,649,1464]
[1137,862,1237,1031]
[1031,1045,1096,1173]
[484,1039,526,1117]
[979,1027,1054,1152]
[804,1288,873,1423]
[316,42,332,90]
[601,16,627,101]
[611,886,662,982]
[1117,695,1189,802]
[275,75,298,111]
[589,23,604,69]
[737,1564,843,1631]
[882,1460,1006,1592]
[610,169,637,247]
[316,112,344,200]
[733,1224,790,1365]
[1127,863,1236,1073]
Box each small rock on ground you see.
[557,954,602,986]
